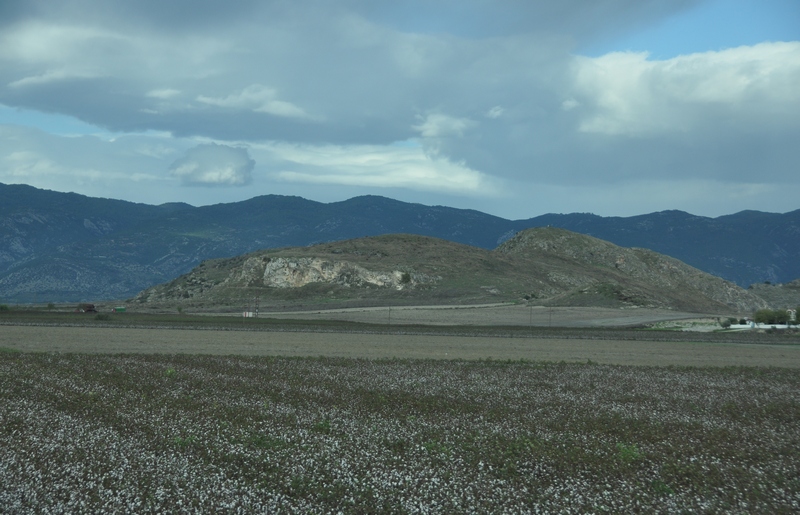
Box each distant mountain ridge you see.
[0,182,798,302]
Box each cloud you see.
[264,142,500,196]
[414,40,800,190]
[0,124,175,193]
[196,84,314,120]
[413,113,476,138]
[168,143,255,186]
[8,69,101,88]
[0,0,797,218]
[146,88,181,99]
[569,42,800,136]
[486,106,505,119]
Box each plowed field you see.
[2,325,798,367]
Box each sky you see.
[0,0,798,220]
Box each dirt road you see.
[254,304,712,327]
[2,325,798,367]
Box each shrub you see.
[720,319,731,329]
[95,313,111,321]
[0,304,9,311]
[616,442,642,462]
[754,309,790,325]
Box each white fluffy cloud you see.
[569,42,800,136]
[169,144,254,186]
[265,142,499,195]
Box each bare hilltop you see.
[134,227,767,314]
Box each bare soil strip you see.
[254,304,711,327]
[2,325,798,367]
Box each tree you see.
[754,309,771,324]
[754,309,790,325]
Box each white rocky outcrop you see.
[239,256,436,290]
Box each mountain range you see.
[1,182,798,303]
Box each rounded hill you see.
[134,230,767,314]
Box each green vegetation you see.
[616,442,643,463]
[0,355,797,512]
[754,308,791,325]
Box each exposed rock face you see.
[237,256,429,290]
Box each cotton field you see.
[1,353,798,513]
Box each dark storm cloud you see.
[0,0,797,217]
[0,0,705,147]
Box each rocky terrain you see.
[2,183,799,303]
[746,279,800,310]
[134,228,767,314]
[497,229,766,313]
